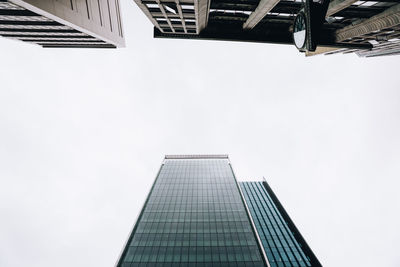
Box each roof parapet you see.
[164,154,228,159]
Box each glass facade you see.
[117,155,267,267]
[240,182,321,267]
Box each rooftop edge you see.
[164,154,229,159]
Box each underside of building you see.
[0,0,124,48]
[134,0,400,57]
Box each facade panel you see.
[240,181,322,267]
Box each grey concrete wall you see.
[10,0,125,47]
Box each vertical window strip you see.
[115,0,123,37]
[242,183,279,267]
[256,182,310,265]
[248,182,285,266]
[85,0,90,19]
[106,0,113,31]
[97,0,103,26]
[253,182,301,266]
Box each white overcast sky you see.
[1,1,400,267]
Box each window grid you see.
[119,159,266,267]
[240,182,311,267]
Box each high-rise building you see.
[240,181,321,267]
[132,0,400,57]
[0,0,124,48]
[116,155,321,267]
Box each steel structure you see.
[134,0,400,57]
[0,0,124,48]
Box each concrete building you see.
[0,0,124,48]
[116,155,321,267]
[133,0,400,57]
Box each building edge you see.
[114,158,165,267]
[164,154,229,159]
[9,0,125,48]
[229,162,271,267]
[261,177,323,267]
[115,154,230,266]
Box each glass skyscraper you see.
[240,182,321,267]
[116,155,321,267]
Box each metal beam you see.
[209,12,294,24]
[155,0,176,33]
[337,5,386,19]
[155,26,293,44]
[212,0,385,18]
[175,0,187,33]
[153,27,372,50]
[195,0,211,33]
[327,0,357,17]
[132,0,163,32]
[336,4,400,42]
[243,0,281,30]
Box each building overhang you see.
[0,0,125,48]
[146,0,400,57]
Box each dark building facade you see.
[240,181,321,267]
[116,155,321,267]
[117,155,267,267]
[133,0,400,57]
[0,0,124,48]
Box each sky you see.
[1,1,400,267]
